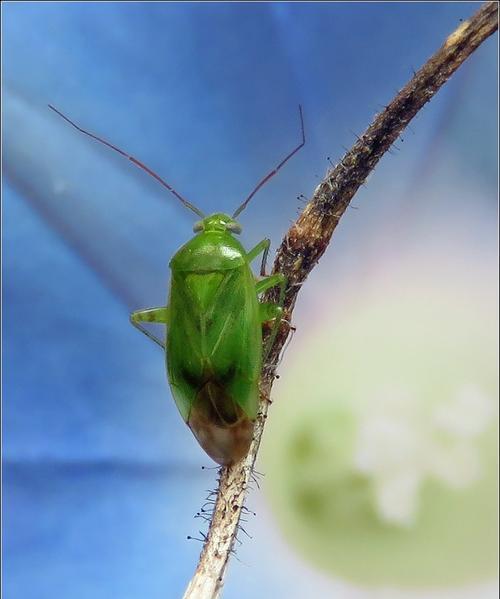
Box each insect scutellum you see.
[193,213,242,235]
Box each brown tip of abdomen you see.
[187,381,255,465]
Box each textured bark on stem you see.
[182,4,498,598]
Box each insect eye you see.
[227,223,242,234]
[193,221,204,232]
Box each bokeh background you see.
[2,2,498,599]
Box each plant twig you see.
[182,4,498,598]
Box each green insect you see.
[49,104,305,465]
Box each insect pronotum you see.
[49,104,305,465]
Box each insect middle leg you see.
[130,306,169,350]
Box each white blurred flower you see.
[354,384,495,526]
[374,471,422,527]
[427,439,481,489]
[432,384,495,438]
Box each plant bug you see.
[49,104,305,465]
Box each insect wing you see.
[167,266,261,424]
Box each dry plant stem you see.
[182,4,498,599]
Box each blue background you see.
[2,2,497,598]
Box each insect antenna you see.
[232,105,306,219]
[48,104,205,218]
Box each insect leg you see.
[255,273,285,295]
[130,306,169,350]
[246,238,270,276]
[259,302,282,322]
[256,275,287,363]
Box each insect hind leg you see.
[257,274,287,364]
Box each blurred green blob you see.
[262,274,498,588]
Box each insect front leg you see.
[247,238,270,276]
[130,306,169,350]
[256,274,287,363]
